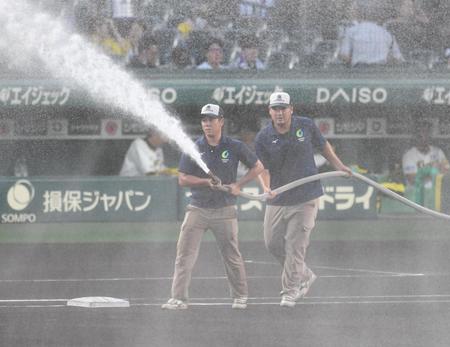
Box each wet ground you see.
[0,236,450,346]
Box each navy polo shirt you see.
[179,135,258,208]
[255,115,326,206]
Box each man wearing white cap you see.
[255,92,352,307]
[162,103,264,310]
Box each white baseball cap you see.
[200,104,223,117]
[269,92,290,107]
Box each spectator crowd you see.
[2,0,450,188]
[31,0,450,71]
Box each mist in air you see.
[0,0,210,174]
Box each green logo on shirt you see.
[221,150,230,163]
[296,128,305,142]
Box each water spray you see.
[0,0,211,175]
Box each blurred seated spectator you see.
[387,0,429,27]
[384,0,430,55]
[73,0,98,35]
[402,119,449,188]
[127,34,160,68]
[120,127,167,176]
[266,51,291,69]
[196,38,228,70]
[174,4,211,38]
[90,18,130,63]
[230,34,266,70]
[186,30,212,65]
[176,20,194,44]
[124,19,147,64]
[420,0,450,52]
[239,0,274,18]
[152,29,177,65]
[304,40,339,68]
[338,5,405,67]
[163,45,194,69]
[111,0,135,19]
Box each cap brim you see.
[201,113,221,117]
[269,103,289,108]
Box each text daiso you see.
[1,213,36,224]
[316,87,387,104]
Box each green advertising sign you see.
[2,71,450,109]
[0,175,379,224]
[179,177,378,221]
[0,177,178,223]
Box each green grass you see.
[0,217,448,243]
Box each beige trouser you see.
[171,205,248,301]
[263,199,319,297]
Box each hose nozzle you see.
[207,171,222,186]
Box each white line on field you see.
[0,274,422,283]
[319,273,425,278]
[3,300,450,309]
[312,265,419,276]
[0,273,430,283]
[0,304,66,308]
[0,299,67,302]
[245,260,422,276]
[135,300,450,307]
[2,295,450,309]
[152,294,450,301]
[2,294,450,305]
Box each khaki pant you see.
[263,199,318,297]
[171,205,248,301]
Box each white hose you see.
[234,171,450,221]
